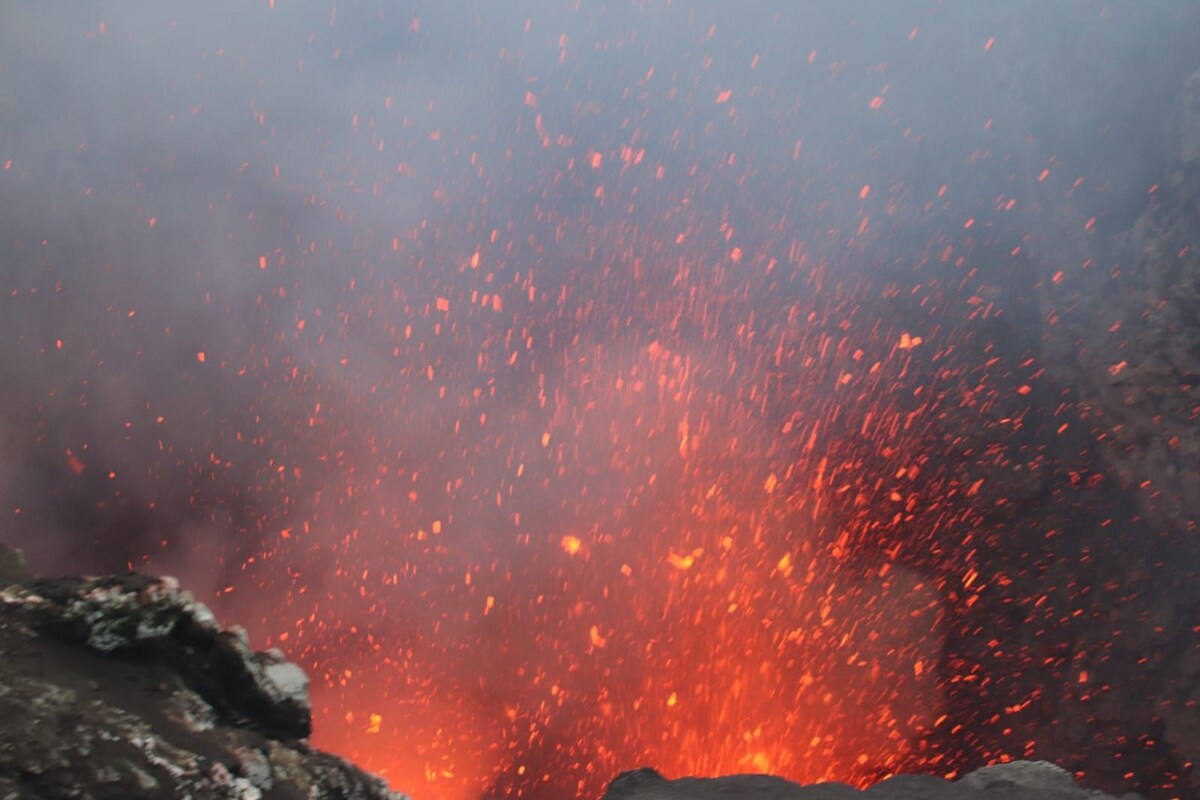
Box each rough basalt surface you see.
[1031,67,1200,796]
[603,762,1140,800]
[0,547,406,800]
[928,65,1200,799]
[1040,66,1200,545]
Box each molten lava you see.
[237,237,1032,799]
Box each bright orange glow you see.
[287,323,968,798]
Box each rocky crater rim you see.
[0,560,312,742]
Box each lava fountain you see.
[261,227,1024,799]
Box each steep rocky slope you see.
[1034,68,1200,794]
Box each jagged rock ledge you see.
[0,546,406,800]
[603,762,1142,800]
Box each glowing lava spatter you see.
[138,59,1044,800]
[6,2,1186,798]
[247,217,1037,799]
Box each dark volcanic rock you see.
[0,546,406,800]
[1032,67,1200,796]
[603,762,1138,800]
[967,63,1200,798]
[1041,66,1200,543]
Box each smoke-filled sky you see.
[3,2,1199,799]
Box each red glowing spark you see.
[42,11,1143,797]
[65,450,85,476]
[589,625,607,648]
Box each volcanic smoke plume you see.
[2,3,1199,799]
